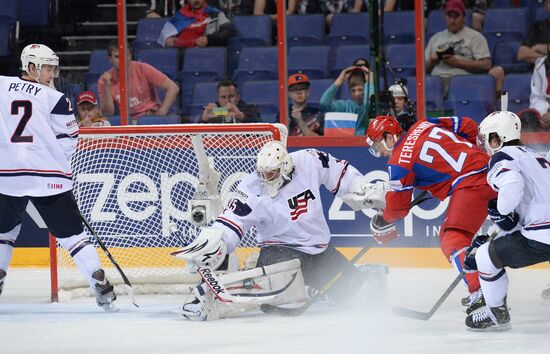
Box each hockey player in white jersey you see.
[462,111,550,331]
[175,140,382,320]
[0,44,117,311]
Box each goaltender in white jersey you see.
[175,140,386,320]
[0,44,117,311]
[461,111,550,331]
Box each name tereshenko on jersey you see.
[210,149,363,255]
[0,76,78,197]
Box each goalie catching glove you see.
[171,227,227,270]
[341,179,390,211]
[370,212,398,244]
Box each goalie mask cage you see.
[49,123,287,301]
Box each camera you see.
[436,45,455,60]
[188,196,223,226]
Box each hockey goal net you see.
[49,123,287,301]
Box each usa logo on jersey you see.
[288,189,315,221]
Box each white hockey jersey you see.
[0,76,78,197]
[487,146,550,245]
[213,149,363,255]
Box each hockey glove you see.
[487,198,519,231]
[370,212,398,245]
[463,234,490,272]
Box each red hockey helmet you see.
[366,115,403,157]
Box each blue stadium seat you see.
[232,47,278,88]
[528,0,545,22]
[330,45,370,78]
[155,87,180,115]
[229,15,272,47]
[327,13,370,47]
[241,80,279,122]
[187,81,219,122]
[287,14,325,46]
[288,46,330,79]
[87,83,99,99]
[493,41,530,73]
[135,48,178,79]
[19,0,49,26]
[405,76,445,111]
[536,6,548,21]
[0,0,18,22]
[85,50,112,87]
[308,79,335,107]
[107,116,121,126]
[386,44,416,77]
[132,18,167,51]
[503,73,531,114]
[136,115,181,125]
[483,8,528,46]
[179,47,226,110]
[0,16,15,56]
[447,75,496,122]
[384,11,415,44]
[490,0,516,7]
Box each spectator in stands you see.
[387,83,417,132]
[424,0,504,97]
[157,0,236,48]
[517,0,550,66]
[320,58,374,136]
[279,73,324,136]
[254,0,297,21]
[200,79,260,123]
[518,56,550,132]
[296,0,363,27]
[98,41,180,120]
[75,91,111,128]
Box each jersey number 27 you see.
[419,127,472,172]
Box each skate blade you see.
[467,323,511,332]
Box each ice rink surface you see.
[1,267,550,354]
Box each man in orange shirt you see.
[98,41,180,120]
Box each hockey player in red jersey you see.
[366,115,496,312]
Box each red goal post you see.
[49,123,287,301]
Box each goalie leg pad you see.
[184,259,306,320]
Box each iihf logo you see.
[287,189,315,221]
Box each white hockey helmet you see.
[21,44,60,80]
[478,111,521,155]
[256,140,294,197]
[388,84,408,98]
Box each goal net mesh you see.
[54,124,284,295]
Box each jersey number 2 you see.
[419,127,471,172]
[11,100,33,143]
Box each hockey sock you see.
[57,231,102,289]
[476,243,508,308]
[0,224,20,271]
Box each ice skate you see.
[182,298,207,321]
[0,269,6,295]
[464,289,485,315]
[92,269,118,312]
[465,304,511,331]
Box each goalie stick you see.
[80,213,139,308]
[261,190,430,316]
[392,227,499,321]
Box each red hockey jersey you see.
[383,116,489,222]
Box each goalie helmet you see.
[388,84,408,98]
[21,43,60,80]
[256,140,294,197]
[478,111,521,155]
[366,115,403,157]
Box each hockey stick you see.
[392,228,499,321]
[261,190,430,316]
[80,213,139,308]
